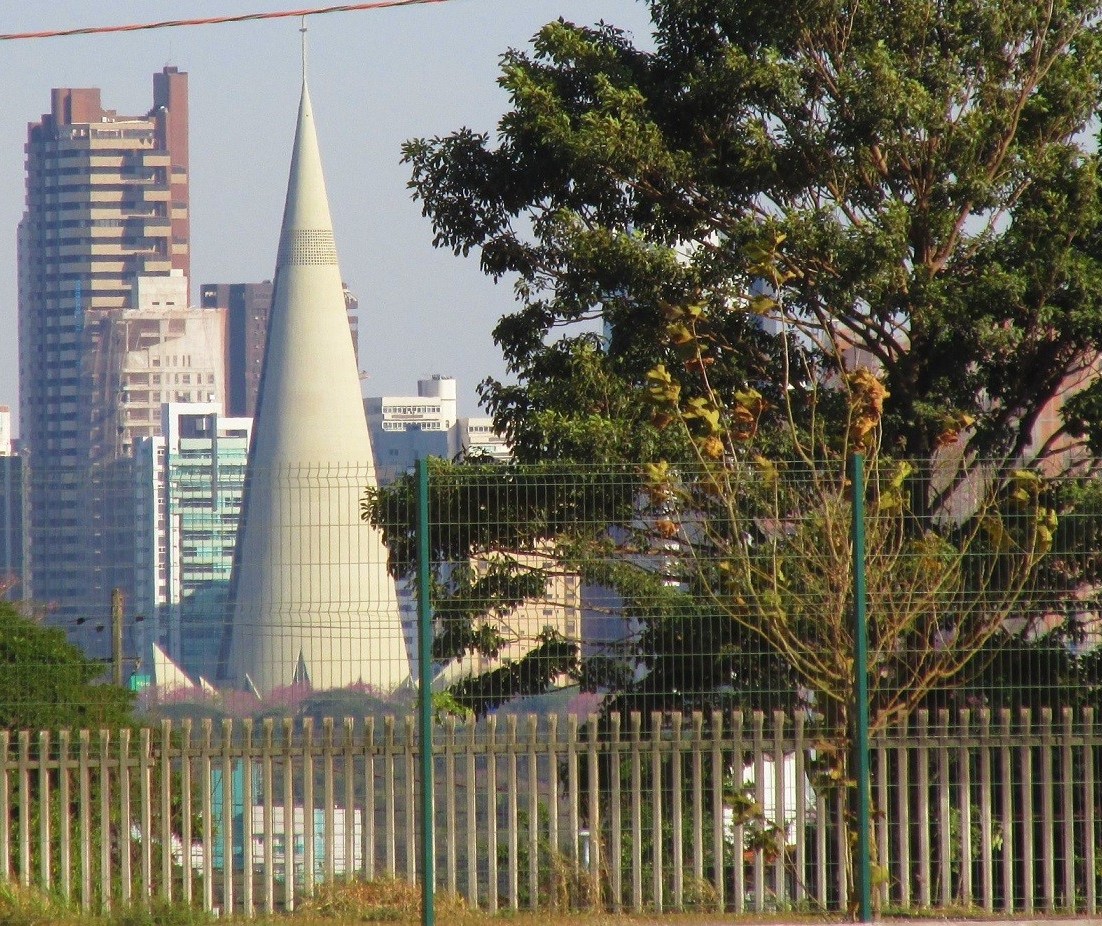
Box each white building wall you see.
[0,407,12,456]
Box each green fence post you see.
[851,452,872,921]
[416,457,435,926]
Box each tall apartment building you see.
[200,281,360,418]
[85,273,227,627]
[17,68,189,631]
[134,404,252,683]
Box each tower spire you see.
[300,16,308,82]
[227,61,409,695]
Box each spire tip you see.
[300,16,308,82]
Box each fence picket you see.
[58,729,71,903]
[261,719,275,917]
[322,718,336,887]
[180,719,193,907]
[936,710,950,907]
[17,730,29,889]
[404,717,417,884]
[671,712,683,909]
[100,730,113,911]
[710,710,725,914]
[1060,708,1075,910]
[383,716,395,880]
[36,731,49,893]
[752,711,765,912]
[896,718,911,909]
[507,715,519,911]
[998,709,1014,915]
[733,711,748,913]
[1083,708,1097,915]
[691,712,704,894]
[566,712,579,897]
[0,731,9,883]
[1020,708,1035,914]
[650,711,663,913]
[978,710,994,913]
[526,714,540,911]
[773,710,786,905]
[200,720,213,914]
[78,730,91,912]
[465,719,477,906]
[629,711,642,913]
[609,712,622,912]
[78,730,91,913]
[240,718,253,917]
[1040,708,1055,912]
[118,728,132,906]
[343,718,356,890]
[917,711,931,908]
[364,716,376,884]
[160,720,174,905]
[219,720,233,914]
[795,712,809,909]
[445,717,457,897]
[486,715,499,914]
[282,717,296,913]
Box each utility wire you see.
[0,0,451,42]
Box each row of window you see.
[42,215,167,230]
[381,404,444,415]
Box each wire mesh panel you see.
[365,456,1102,915]
[3,458,414,725]
[2,455,1101,917]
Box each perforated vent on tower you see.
[278,229,338,266]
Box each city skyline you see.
[0,0,655,433]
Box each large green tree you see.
[389,0,1102,722]
[406,0,1102,468]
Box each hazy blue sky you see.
[0,0,654,433]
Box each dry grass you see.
[294,876,468,921]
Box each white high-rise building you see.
[365,374,459,478]
[134,404,251,683]
[228,78,409,695]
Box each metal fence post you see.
[851,452,872,921]
[416,457,436,926]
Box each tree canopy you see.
[0,600,134,731]
[405,0,1102,466]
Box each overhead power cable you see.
[0,0,450,42]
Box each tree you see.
[0,599,134,731]
[395,8,1102,901]
[404,0,1102,470]
[394,0,1102,707]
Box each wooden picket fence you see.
[0,707,1099,917]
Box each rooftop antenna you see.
[300,16,308,81]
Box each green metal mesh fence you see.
[1,455,1100,915]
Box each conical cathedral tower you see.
[228,79,409,694]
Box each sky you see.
[0,0,655,434]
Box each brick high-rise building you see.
[17,68,189,633]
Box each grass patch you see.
[294,876,469,922]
